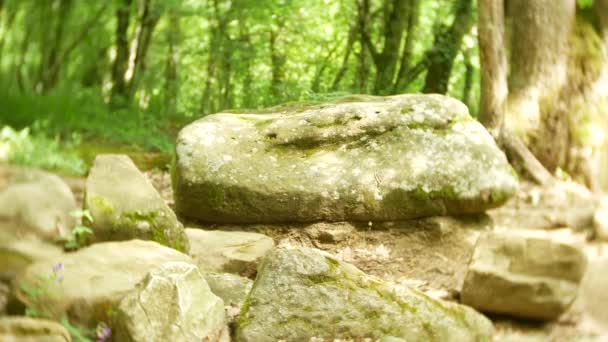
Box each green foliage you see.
[0,125,86,176]
[58,210,95,251]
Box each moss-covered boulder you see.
[461,231,587,320]
[85,154,189,252]
[14,240,193,327]
[113,262,229,342]
[236,247,493,341]
[174,94,518,223]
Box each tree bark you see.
[124,0,160,100]
[393,0,419,93]
[269,27,286,103]
[355,0,371,93]
[477,0,507,137]
[164,11,180,117]
[422,0,473,94]
[371,0,409,94]
[111,0,134,106]
[507,0,575,172]
[331,26,356,91]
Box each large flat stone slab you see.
[174,94,518,223]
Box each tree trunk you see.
[312,41,340,93]
[269,28,286,104]
[111,0,134,106]
[38,0,74,93]
[461,47,474,109]
[124,0,160,101]
[477,0,507,137]
[355,0,371,93]
[393,0,419,93]
[506,0,575,173]
[477,0,553,185]
[331,26,356,91]
[422,0,473,94]
[238,15,254,108]
[371,0,409,94]
[164,12,180,117]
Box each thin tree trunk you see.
[124,0,160,100]
[422,0,473,94]
[111,0,133,105]
[16,24,33,92]
[461,47,474,109]
[0,3,17,63]
[311,40,340,93]
[269,27,286,104]
[331,26,356,91]
[477,0,507,137]
[38,0,73,93]
[371,0,409,94]
[238,17,254,108]
[393,0,419,93]
[164,12,180,117]
[355,0,371,93]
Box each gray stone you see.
[14,240,193,326]
[114,262,229,342]
[174,94,518,223]
[186,229,273,276]
[205,272,253,307]
[461,231,587,320]
[236,247,494,342]
[0,316,71,342]
[0,230,63,282]
[85,154,189,252]
[0,167,77,239]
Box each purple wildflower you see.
[96,322,111,342]
[52,263,64,273]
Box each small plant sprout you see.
[59,210,95,251]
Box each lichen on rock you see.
[174,94,518,223]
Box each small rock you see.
[461,231,587,320]
[85,154,189,252]
[114,262,229,342]
[186,229,273,276]
[14,240,193,326]
[205,272,253,308]
[304,222,356,244]
[0,167,77,239]
[0,316,71,342]
[236,247,493,341]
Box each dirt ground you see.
[62,169,608,341]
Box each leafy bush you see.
[0,124,87,176]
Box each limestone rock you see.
[236,247,494,341]
[114,262,228,342]
[14,240,192,326]
[205,272,253,307]
[186,229,273,276]
[174,94,518,223]
[0,316,71,342]
[0,230,63,281]
[0,167,77,239]
[461,231,587,320]
[85,154,189,252]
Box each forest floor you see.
[60,169,608,342]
